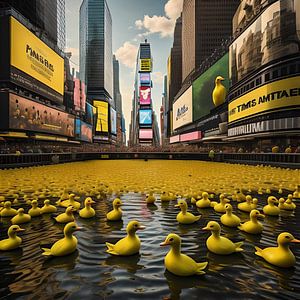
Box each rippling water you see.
[0,168,300,299]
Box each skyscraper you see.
[181,0,240,83]
[79,0,113,102]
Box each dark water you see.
[0,192,300,300]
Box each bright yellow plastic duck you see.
[146,192,156,204]
[160,192,170,202]
[60,193,81,210]
[220,204,241,227]
[54,206,75,223]
[196,192,211,208]
[203,221,244,255]
[175,199,201,224]
[160,233,208,276]
[293,186,300,199]
[284,195,296,211]
[105,220,145,256]
[79,197,96,218]
[42,222,81,256]
[238,210,264,234]
[0,225,25,251]
[41,199,57,214]
[106,198,122,221]
[212,76,226,107]
[263,196,279,216]
[278,198,286,210]
[28,200,42,217]
[213,194,230,213]
[11,208,31,225]
[0,201,17,217]
[238,195,256,212]
[255,232,300,268]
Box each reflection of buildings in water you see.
[237,29,263,81]
[262,4,299,65]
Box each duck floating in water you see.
[0,225,25,251]
[160,233,208,276]
[293,186,300,199]
[11,208,31,225]
[175,199,201,224]
[263,196,279,216]
[54,206,76,223]
[41,199,57,214]
[79,197,96,218]
[238,195,257,213]
[106,198,122,221]
[28,200,42,217]
[255,232,300,268]
[220,204,241,227]
[212,76,226,107]
[283,195,296,211]
[42,222,81,256]
[105,220,145,256]
[213,194,230,213]
[196,192,211,208]
[59,194,81,210]
[160,192,170,202]
[146,191,156,204]
[203,221,243,255]
[0,201,17,217]
[238,210,264,234]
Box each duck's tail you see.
[237,225,243,231]
[210,201,217,208]
[195,215,201,222]
[106,242,118,255]
[196,261,208,275]
[41,248,52,256]
[254,246,263,257]
[235,241,244,252]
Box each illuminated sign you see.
[180,131,202,142]
[110,107,117,134]
[81,82,86,112]
[139,109,152,125]
[140,59,151,72]
[139,129,153,139]
[170,135,180,144]
[93,100,108,132]
[10,17,64,99]
[140,73,151,85]
[173,86,193,130]
[86,102,94,125]
[9,93,74,137]
[228,76,300,123]
[74,78,81,110]
[139,86,151,105]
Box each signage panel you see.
[110,107,117,134]
[93,100,108,132]
[139,129,153,139]
[140,73,151,85]
[140,59,152,72]
[139,109,152,125]
[139,86,151,105]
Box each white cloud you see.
[115,42,138,69]
[152,71,164,85]
[165,0,183,20]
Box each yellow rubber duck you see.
[293,186,300,198]
[255,232,300,268]
[0,225,25,251]
[175,199,201,224]
[220,204,241,227]
[160,192,170,202]
[196,192,211,208]
[106,198,122,221]
[213,194,230,213]
[263,196,279,216]
[60,194,81,210]
[160,233,208,276]
[284,195,296,211]
[146,192,156,204]
[238,210,265,234]
[105,220,145,256]
[28,200,42,217]
[54,206,75,223]
[0,201,17,217]
[79,197,96,218]
[11,208,31,225]
[203,221,244,255]
[41,199,57,214]
[190,197,197,205]
[238,195,256,213]
[42,222,81,256]
[212,76,226,107]
[278,198,286,210]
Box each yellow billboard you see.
[10,17,64,95]
[93,100,108,132]
[228,76,300,123]
[140,59,151,72]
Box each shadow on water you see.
[42,250,79,270]
[103,254,143,274]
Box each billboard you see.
[140,59,152,72]
[139,129,153,139]
[139,109,152,125]
[110,107,117,134]
[10,17,64,102]
[9,93,74,137]
[192,53,229,122]
[73,78,81,110]
[139,86,151,105]
[81,82,86,112]
[180,131,202,142]
[75,119,93,142]
[93,100,108,132]
[86,102,94,125]
[140,73,151,85]
[228,76,300,123]
[230,0,300,85]
[173,86,193,130]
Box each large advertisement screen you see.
[140,59,152,72]
[75,119,93,142]
[230,0,300,85]
[86,102,94,125]
[173,86,193,130]
[139,129,153,139]
[139,109,152,125]
[10,17,64,102]
[192,54,229,122]
[228,76,300,123]
[110,107,117,134]
[73,78,81,110]
[81,82,86,112]
[9,93,74,137]
[93,100,108,132]
[139,86,151,105]
[140,73,151,85]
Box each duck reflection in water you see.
[206,251,245,272]
[146,203,158,212]
[42,249,78,270]
[105,220,124,232]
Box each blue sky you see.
[65,0,183,139]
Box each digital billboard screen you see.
[81,82,86,112]
[230,0,300,86]
[110,107,117,134]
[139,86,151,105]
[139,109,152,125]
[9,93,74,137]
[93,100,108,133]
[73,78,81,110]
[75,119,93,142]
[192,53,229,122]
[139,129,153,139]
[10,17,64,103]
[140,59,151,72]
[140,73,151,85]
[86,102,94,125]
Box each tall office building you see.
[80,0,113,102]
[181,0,240,83]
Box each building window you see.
[272,70,278,79]
[265,73,270,82]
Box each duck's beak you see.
[17,228,25,232]
[291,239,300,243]
[174,204,179,207]
[219,76,225,81]
[258,214,265,219]
[91,200,96,203]
[202,226,209,231]
[137,225,146,230]
[75,227,83,231]
[160,240,170,246]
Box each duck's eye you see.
[285,236,290,239]
[72,226,76,229]
[134,224,138,227]
[169,238,174,242]
[210,225,213,228]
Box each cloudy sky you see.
[65,0,183,140]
